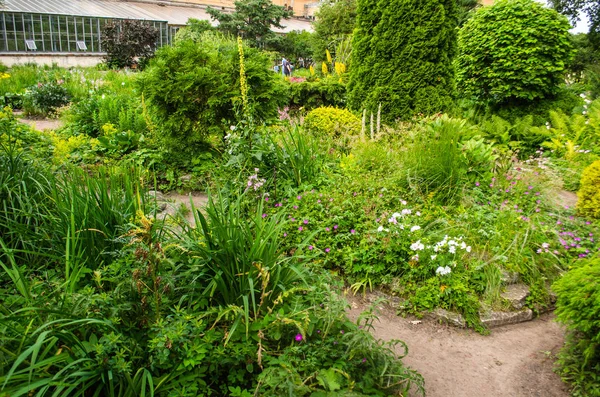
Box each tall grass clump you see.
[400,115,469,204]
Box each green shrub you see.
[577,160,600,218]
[304,106,361,137]
[286,77,347,109]
[24,81,70,116]
[553,258,600,396]
[348,0,457,121]
[140,33,285,153]
[457,0,573,106]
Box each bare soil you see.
[18,116,64,131]
[160,191,209,226]
[347,293,569,397]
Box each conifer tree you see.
[347,0,458,122]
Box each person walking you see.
[282,57,292,77]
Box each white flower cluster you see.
[410,240,425,251]
[432,235,471,254]
[436,266,452,276]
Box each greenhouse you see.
[0,0,178,53]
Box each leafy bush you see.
[348,0,457,121]
[553,258,600,396]
[457,0,573,106]
[304,106,361,137]
[101,19,159,69]
[577,160,600,218]
[140,33,285,153]
[286,77,347,109]
[24,80,70,116]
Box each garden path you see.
[15,113,64,131]
[347,293,568,397]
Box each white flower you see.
[388,216,398,224]
[436,266,451,276]
[377,225,385,232]
[580,93,586,98]
[411,254,419,262]
[401,209,412,216]
[433,245,439,252]
[431,255,437,260]
[230,125,236,131]
[466,246,472,253]
[410,225,421,232]
[392,212,401,218]
[448,245,456,254]
[410,240,424,251]
[121,82,125,86]
[542,242,550,249]
[416,211,421,216]
[460,242,467,250]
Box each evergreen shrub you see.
[577,160,600,218]
[139,33,285,153]
[347,0,458,122]
[304,106,360,137]
[553,258,600,396]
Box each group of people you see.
[273,57,310,77]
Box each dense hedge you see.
[286,78,347,110]
[347,0,457,122]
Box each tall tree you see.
[550,0,600,46]
[347,0,458,121]
[207,0,292,49]
[311,0,357,61]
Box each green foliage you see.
[287,77,347,109]
[174,18,215,42]
[207,0,291,49]
[101,19,159,69]
[577,160,600,218]
[550,0,600,49]
[457,0,574,106]
[304,106,361,137]
[348,0,457,121]
[553,258,600,396]
[140,34,284,154]
[312,0,357,62]
[24,80,70,116]
[278,30,315,62]
[568,33,600,82]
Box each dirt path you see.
[348,294,568,397]
[18,117,64,131]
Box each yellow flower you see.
[322,62,328,75]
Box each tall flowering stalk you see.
[237,35,249,119]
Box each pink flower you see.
[334,225,338,230]
[308,245,314,250]
[262,213,267,218]
[325,248,330,253]
[325,227,330,232]
[298,226,303,231]
[297,195,302,200]
[475,182,480,187]
[304,219,309,224]
[350,229,356,234]
[295,334,303,342]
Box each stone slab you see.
[480,309,533,328]
[501,284,530,310]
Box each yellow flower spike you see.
[326,49,332,64]
[309,65,315,76]
[322,61,328,75]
